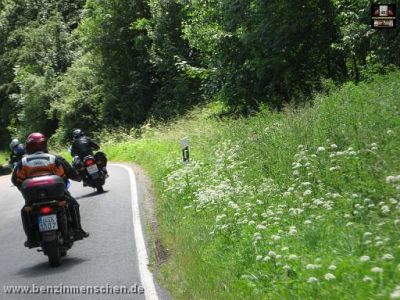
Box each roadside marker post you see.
[181,137,189,165]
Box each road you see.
[0,165,168,299]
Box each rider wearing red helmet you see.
[12,133,89,248]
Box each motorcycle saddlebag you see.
[94,152,107,168]
[21,175,65,203]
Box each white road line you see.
[111,164,159,300]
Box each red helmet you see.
[26,133,47,154]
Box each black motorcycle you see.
[73,153,107,193]
[20,175,75,267]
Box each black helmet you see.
[73,129,84,139]
[9,138,20,151]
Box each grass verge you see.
[102,71,400,298]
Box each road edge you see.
[111,164,159,300]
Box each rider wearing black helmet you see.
[70,129,108,175]
[9,138,25,166]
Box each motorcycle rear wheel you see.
[96,184,104,193]
[43,240,61,267]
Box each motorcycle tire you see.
[43,240,61,267]
[96,184,104,193]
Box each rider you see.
[11,133,89,248]
[70,129,108,176]
[9,138,25,165]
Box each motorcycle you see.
[20,175,75,267]
[73,153,107,193]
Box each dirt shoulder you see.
[125,163,171,300]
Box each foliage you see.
[1,0,400,145]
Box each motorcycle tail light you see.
[85,158,95,166]
[40,206,53,215]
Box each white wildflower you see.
[268,251,277,258]
[307,277,319,283]
[304,220,312,225]
[256,224,267,230]
[306,264,321,270]
[303,189,312,196]
[382,205,391,214]
[360,255,370,262]
[328,265,337,271]
[329,166,341,171]
[253,232,262,241]
[263,256,271,262]
[324,273,336,281]
[391,286,400,299]
[363,276,373,283]
[317,147,326,153]
[256,255,263,261]
[386,175,400,184]
[371,267,383,273]
[331,144,338,149]
[292,162,302,169]
[289,227,297,235]
[346,222,354,227]
[271,235,281,241]
[382,254,394,261]
[281,247,289,251]
[256,200,264,205]
[288,254,298,260]
[216,214,226,222]
[283,265,291,271]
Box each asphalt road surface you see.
[0,165,168,300]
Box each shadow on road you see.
[75,190,109,200]
[0,165,12,176]
[15,257,89,278]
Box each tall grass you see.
[0,151,9,165]
[105,71,400,299]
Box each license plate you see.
[38,215,58,232]
[87,164,99,174]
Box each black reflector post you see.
[181,137,189,165]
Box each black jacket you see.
[71,136,100,159]
[9,144,25,164]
